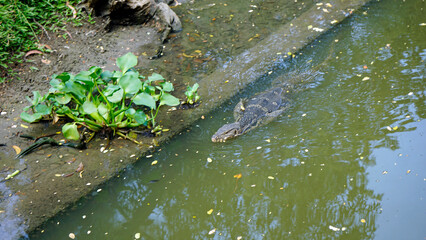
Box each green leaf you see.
[100,70,114,83]
[97,103,109,121]
[50,78,64,92]
[55,94,71,104]
[62,123,80,141]
[160,93,180,106]
[104,85,123,103]
[26,91,42,105]
[63,80,87,101]
[75,71,94,89]
[160,81,174,92]
[119,72,142,95]
[133,92,156,109]
[89,66,103,79]
[35,104,51,115]
[56,106,71,115]
[116,52,137,73]
[82,101,97,114]
[125,108,136,117]
[191,83,199,91]
[147,73,165,82]
[54,72,73,83]
[20,112,43,123]
[145,85,156,95]
[134,110,148,125]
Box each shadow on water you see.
[28,0,425,239]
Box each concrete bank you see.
[0,0,370,238]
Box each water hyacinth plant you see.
[20,52,180,141]
[184,83,200,105]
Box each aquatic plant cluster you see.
[20,53,180,141]
[184,82,200,105]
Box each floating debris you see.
[329,225,340,231]
[1,169,22,182]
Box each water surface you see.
[30,0,425,239]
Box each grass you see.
[0,0,94,83]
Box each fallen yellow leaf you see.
[207,209,213,215]
[182,53,194,58]
[151,160,158,165]
[12,145,21,155]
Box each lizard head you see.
[211,122,241,142]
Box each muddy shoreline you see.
[0,0,370,238]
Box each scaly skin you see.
[211,87,289,142]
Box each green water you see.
[30,0,425,239]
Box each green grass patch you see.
[0,0,94,83]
